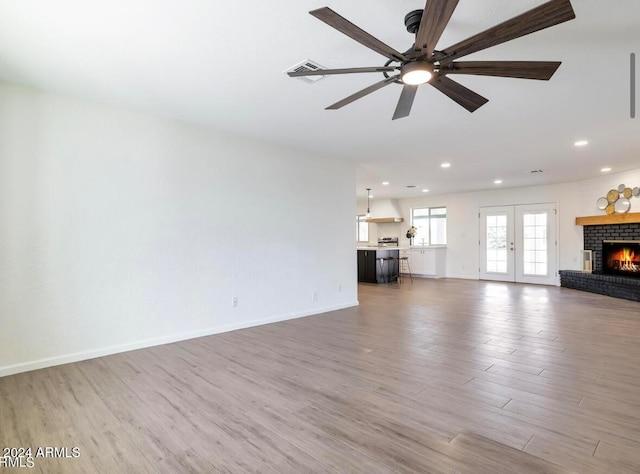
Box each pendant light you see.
[366,188,371,218]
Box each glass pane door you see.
[515,204,557,285]
[479,207,515,282]
[480,204,557,285]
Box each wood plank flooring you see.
[2,279,640,472]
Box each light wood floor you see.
[2,279,640,473]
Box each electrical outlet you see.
[312,292,318,302]
[337,283,342,293]
[232,296,238,307]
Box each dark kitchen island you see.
[357,248,400,283]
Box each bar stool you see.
[383,257,397,283]
[376,257,386,283]
[397,256,413,284]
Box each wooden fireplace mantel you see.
[575,212,640,226]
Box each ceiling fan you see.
[288,0,575,119]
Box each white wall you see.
[396,168,640,280]
[0,83,358,376]
[576,169,640,215]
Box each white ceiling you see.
[0,1,638,199]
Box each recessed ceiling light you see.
[441,163,451,168]
[382,181,389,186]
[494,180,503,184]
[422,189,429,193]
[601,167,612,172]
[574,140,589,147]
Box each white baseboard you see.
[0,300,359,378]
[445,273,479,280]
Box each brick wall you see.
[583,223,640,272]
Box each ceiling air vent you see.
[285,59,326,83]
[529,169,544,174]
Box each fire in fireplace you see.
[602,240,640,277]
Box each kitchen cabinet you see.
[357,250,377,283]
[357,249,400,283]
[401,247,446,278]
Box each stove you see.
[377,237,399,247]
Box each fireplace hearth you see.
[602,240,640,278]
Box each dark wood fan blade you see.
[439,61,561,80]
[392,85,418,120]
[430,76,488,112]
[326,76,399,110]
[414,0,460,58]
[310,7,408,63]
[436,0,575,64]
[288,66,397,77]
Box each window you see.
[411,207,447,245]
[356,215,369,242]
[522,212,548,276]
[485,215,508,273]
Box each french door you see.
[479,204,557,285]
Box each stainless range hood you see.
[367,199,404,223]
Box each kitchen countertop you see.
[356,246,408,251]
[356,245,446,250]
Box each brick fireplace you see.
[583,223,640,273]
[560,220,640,302]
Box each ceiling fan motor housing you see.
[404,9,424,34]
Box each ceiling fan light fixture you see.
[299,2,576,118]
[400,61,433,85]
